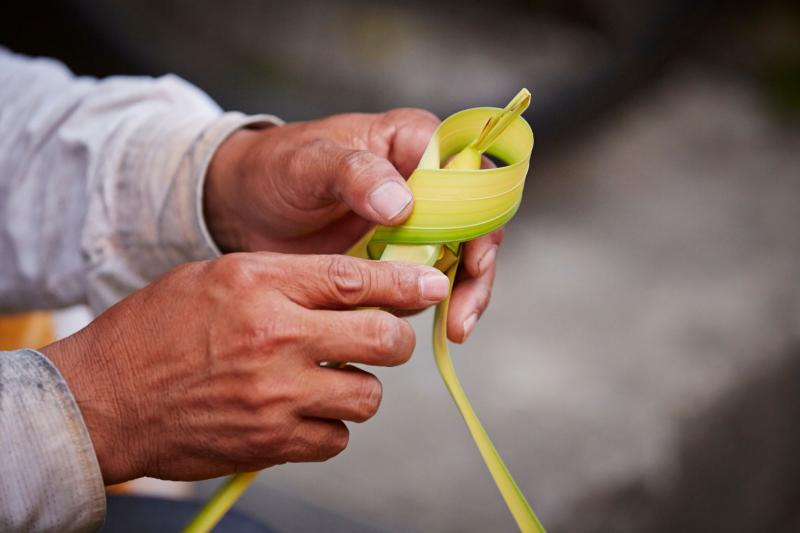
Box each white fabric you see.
[0,47,281,531]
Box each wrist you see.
[42,330,145,485]
[204,127,260,252]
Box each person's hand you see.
[41,253,449,484]
[205,109,505,342]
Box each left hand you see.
[204,108,505,342]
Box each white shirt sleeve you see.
[0,46,282,313]
[0,48,282,532]
[0,348,106,533]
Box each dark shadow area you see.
[105,495,272,533]
[1,0,743,164]
[0,0,143,77]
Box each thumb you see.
[323,145,414,226]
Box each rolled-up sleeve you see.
[0,46,282,313]
[0,349,105,532]
[0,48,283,531]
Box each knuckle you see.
[242,423,283,461]
[210,253,256,289]
[293,138,331,170]
[280,423,314,463]
[373,108,439,149]
[237,313,268,352]
[368,313,408,364]
[389,264,411,298]
[478,285,493,313]
[388,107,440,126]
[173,260,205,280]
[395,320,415,365]
[238,383,266,411]
[241,435,264,461]
[285,147,306,177]
[324,256,370,305]
[235,303,300,356]
[249,373,291,411]
[256,310,302,348]
[291,422,350,462]
[243,374,297,421]
[370,314,397,357]
[353,375,382,422]
[336,149,373,180]
[327,423,350,457]
[248,431,274,456]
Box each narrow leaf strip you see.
[370,101,533,245]
[434,261,544,532]
[184,90,538,533]
[374,90,542,531]
[182,471,258,533]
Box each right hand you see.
[206,110,505,344]
[41,252,450,484]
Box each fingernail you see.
[369,181,412,221]
[478,245,497,275]
[462,313,478,341]
[419,271,450,301]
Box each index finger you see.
[367,108,440,177]
[278,254,450,310]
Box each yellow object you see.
[0,312,55,350]
[369,89,532,249]
[434,259,543,531]
[182,472,257,531]
[184,89,540,532]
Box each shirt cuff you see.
[191,113,284,257]
[85,109,282,312]
[0,349,106,532]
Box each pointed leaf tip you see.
[470,88,532,153]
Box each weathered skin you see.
[43,252,450,484]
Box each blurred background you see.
[3,0,800,531]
